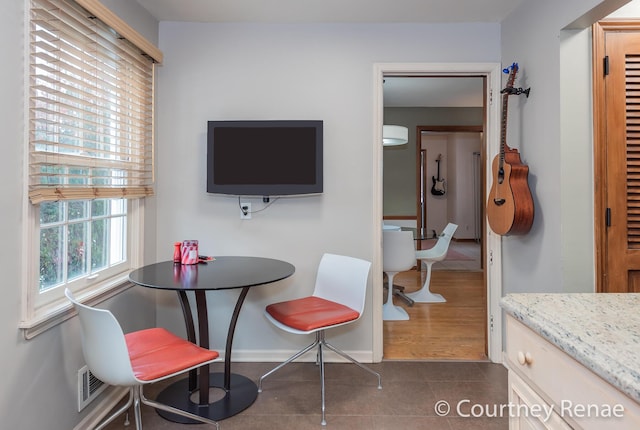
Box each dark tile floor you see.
[103,360,508,430]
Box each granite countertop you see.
[501,293,640,403]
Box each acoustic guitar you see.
[431,154,445,196]
[486,63,534,236]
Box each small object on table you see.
[173,242,182,264]
[181,240,199,265]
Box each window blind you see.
[28,0,156,203]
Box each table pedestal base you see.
[155,373,258,422]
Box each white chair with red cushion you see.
[257,253,382,426]
[408,222,458,303]
[65,289,221,430]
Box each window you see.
[21,0,162,338]
[39,199,127,292]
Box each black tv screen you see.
[206,120,323,197]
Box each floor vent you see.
[78,365,107,411]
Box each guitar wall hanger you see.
[500,62,531,98]
[501,86,531,97]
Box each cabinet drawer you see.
[506,315,640,430]
[509,371,573,430]
[505,315,547,382]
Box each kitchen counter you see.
[501,293,640,404]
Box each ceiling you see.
[135,0,525,24]
[135,0,511,107]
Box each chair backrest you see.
[429,223,459,257]
[65,289,138,386]
[312,253,372,314]
[382,230,416,273]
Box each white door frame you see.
[372,62,503,362]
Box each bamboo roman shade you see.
[28,0,157,203]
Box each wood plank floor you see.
[383,268,486,361]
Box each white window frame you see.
[20,198,145,339]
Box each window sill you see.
[19,274,134,339]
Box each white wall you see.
[154,22,501,359]
[449,133,482,239]
[560,28,596,293]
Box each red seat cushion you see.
[266,296,360,331]
[125,327,219,382]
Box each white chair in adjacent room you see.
[407,223,458,303]
[382,230,417,321]
[65,289,220,430]
[258,253,382,426]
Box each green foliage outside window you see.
[39,199,125,291]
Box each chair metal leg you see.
[93,388,134,430]
[319,331,382,425]
[132,386,143,430]
[392,285,415,306]
[258,337,320,392]
[318,336,327,426]
[322,340,382,389]
[259,330,382,426]
[139,386,220,429]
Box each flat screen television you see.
[206,120,323,197]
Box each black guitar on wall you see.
[431,154,446,196]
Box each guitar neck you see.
[500,63,518,166]
[499,91,510,166]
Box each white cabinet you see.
[509,368,572,429]
[505,315,640,430]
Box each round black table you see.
[128,256,295,422]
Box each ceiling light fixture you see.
[382,125,408,146]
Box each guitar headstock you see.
[503,62,519,89]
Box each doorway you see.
[372,63,503,363]
[385,116,486,359]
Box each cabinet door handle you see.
[517,351,533,365]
